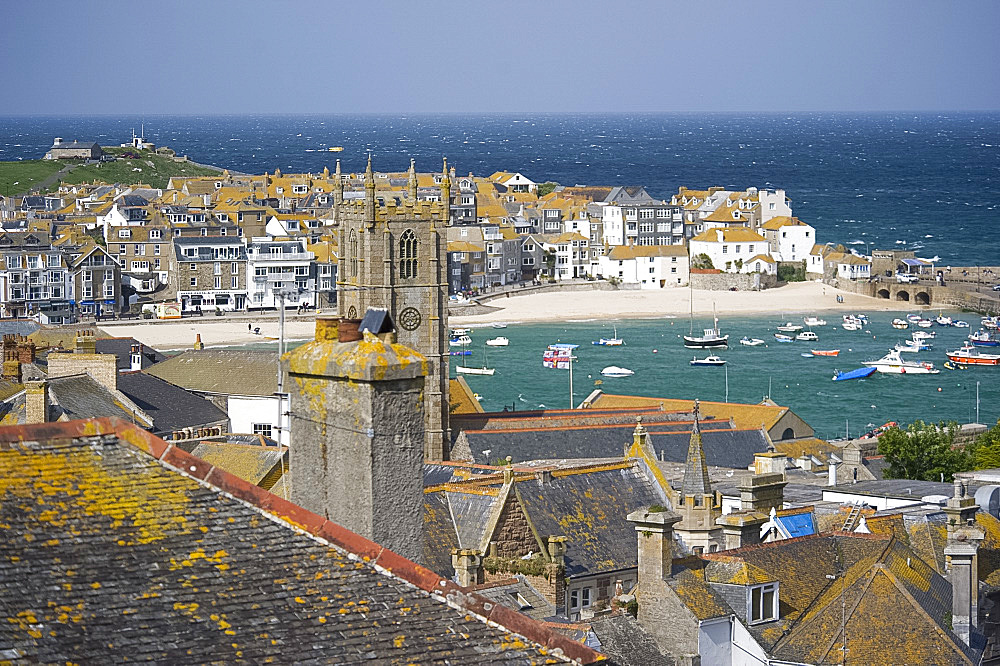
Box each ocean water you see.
[454,311,999,440]
[2,112,998,265]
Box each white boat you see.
[601,365,634,377]
[953,320,970,328]
[740,336,765,346]
[456,345,495,375]
[491,322,508,329]
[936,315,953,326]
[796,331,819,341]
[774,333,794,342]
[449,335,472,347]
[891,319,909,329]
[855,314,869,324]
[485,337,509,347]
[451,328,471,336]
[691,355,726,366]
[912,330,936,340]
[863,349,940,374]
[803,316,827,327]
[777,322,803,333]
[593,325,625,347]
[895,340,931,353]
[842,319,863,331]
[917,319,934,328]
[906,314,922,323]
[983,317,999,330]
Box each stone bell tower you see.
[337,155,450,460]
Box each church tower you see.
[674,401,723,553]
[336,156,450,460]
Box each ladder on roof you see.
[842,503,862,532]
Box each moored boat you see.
[777,322,803,332]
[593,325,624,346]
[891,319,909,329]
[774,333,794,342]
[864,349,940,374]
[969,330,1000,347]
[456,365,495,376]
[601,366,634,377]
[912,330,936,340]
[906,314,922,323]
[803,316,827,327]
[796,331,819,341]
[946,345,1000,366]
[449,334,472,347]
[953,320,970,328]
[842,318,863,331]
[895,340,931,353]
[943,360,967,371]
[690,355,726,366]
[832,366,878,381]
[936,315,953,326]
[917,319,934,328]
[492,322,508,329]
[740,336,765,346]
[486,336,509,346]
[811,349,840,356]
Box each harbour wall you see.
[830,278,1000,315]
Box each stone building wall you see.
[491,494,537,558]
[47,353,118,391]
[691,271,777,291]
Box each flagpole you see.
[569,353,574,408]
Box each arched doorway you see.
[896,290,910,302]
[877,289,890,299]
[915,291,930,305]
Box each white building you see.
[529,232,591,280]
[599,245,689,288]
[490,171,537,193]
[246,237,316,310]
[831,252,872,281]
[760,216,816,262]
[688,228,770,273]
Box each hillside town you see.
[2,144,1000,665]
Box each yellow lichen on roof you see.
[607,245,687,260]
[746,254,776,263]
[773,438,837,461]
[585,394,788,431]
[667,560,731,620]
[690,228,766,243]
[449,378,484,415]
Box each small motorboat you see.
[449,335,472,347]
[936,315,954,326]
[983,317,999,330]
[593,325,624,346]
[486,337,509,347]
[832,367,878,381]
[796,331,819,342]
[777,322,803,333]
[891,319,909,329]
[740,336,765,346]
[803,316,827,326]
[864,349,940,374]
[917,319,934,328]
[601,366,635,377]
[456,365,495,376]
[855,314,869,324]
[953,320,970,328]
[946,345,1000,366]
[451,328,472,336]
[842,319,863,331]
[491,322,508,329]
[895,339,932,353]
[943,360,967,371]
[811,349,840,356]
[691,355,726,366]
[912,330,936,340]
[906,314,922,323]
[801,353,814,358]
[970,330,1000,347]
[774,333,794,342]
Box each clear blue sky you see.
[3,0,998,114]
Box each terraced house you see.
[169,236,247,312]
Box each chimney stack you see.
[284,313,427,563]
[828,454,841,487]
[25,380,48,424]
[451,549,483,588]
[627,508,682,584]
[74,330,96,355]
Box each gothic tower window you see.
[349,230,358,278]
[399,229,417,279]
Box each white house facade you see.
[688,228,770,273]
[599,245,689,288]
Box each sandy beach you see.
[100,282,901,350]
[450,282,895,327]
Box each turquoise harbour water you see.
[452,310,999,440]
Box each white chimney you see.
[130,343,143,372]
[828,455,840,486]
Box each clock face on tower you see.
[399,307,421,331]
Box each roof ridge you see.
[0,417,603,665]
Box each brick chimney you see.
[451,549,483,587]
[284,314,427,563]
[75,329,96,354]
[24,380,48,424]
[47,351,118,392]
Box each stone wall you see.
[690,272,777,291]
[492,494,537,558]
[47,353,118,391]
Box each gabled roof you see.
[690,228,766,243]
[115,372,229,435]
[606,245,687,260]
[146,350,278,396]
[0,418,603,664]
[94,337,166,371]
[581,393,798,435]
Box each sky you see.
[3,0,999,115]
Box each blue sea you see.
[2,112,998,265]
[3,113,999,435]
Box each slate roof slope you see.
[116,372,229,435]
[582,393,796,434]
[145,349,279,396]
[456,420,767,469]
[0,374,153,428]
[473,576,557,622]
[515,463,667,577]
[94,337,167,371]
[587,614,674,666]
[0,418,604,664]
[423,490,461,577]
[187,441,285,486]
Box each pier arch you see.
[915,291,931,305]
[878,288,891,299]
[896,290,910,302]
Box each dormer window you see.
[118,229,131,238]
[749,583,778,624]
[276,187,284,195]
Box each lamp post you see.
[826,572,847,665]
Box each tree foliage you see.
[968,420,1000,470]
[877,420,972,481]
[692,253,714,270]
[536,182,559,197]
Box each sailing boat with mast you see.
[683,288,728,349]
[456,344,495,375]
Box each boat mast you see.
[568,352,575,409]
[688,281,694,336]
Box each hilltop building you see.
[44,137,104,160]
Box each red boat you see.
[946,345,1000,366]
[810,349,840,357]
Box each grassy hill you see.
[1,147,224,194]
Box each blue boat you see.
[832,367,878,381]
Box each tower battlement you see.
[335,198,448,225]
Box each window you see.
[190,263,197,270]
[252,423,273,438]
[83,287,92,299]
[214,262,222,275]
[232,262,239,273]
[398,229,417,279]
[294,266,308,276]
[200,228,208,236]
[154,259,160,269]
[190,277,197,287]
[118,229,131,239]
[105,270,114,280]
[750,583,778,623]
[722,246,728,254]
[349,230,358,278]
[214,276,221,289]
[119,245,126,255]
[150,229,161,240]
[748,244,754,253]
[639,209,654,219]
[231,276,238,289]
[735,245,741,253]
[769,202,776,210]
[83,270,92,281]
[135,244,145,256]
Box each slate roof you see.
[0,320,40,337]
[0,418,603,664]
[146,350,279,396]
[0,374,153,427]
[680,415,711,497]
[94,337,167,371]
[187,441,285,487]
[116,372,229,435]
[514,463,668,577]
[587,614,673,666]
[473,576,557,622]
